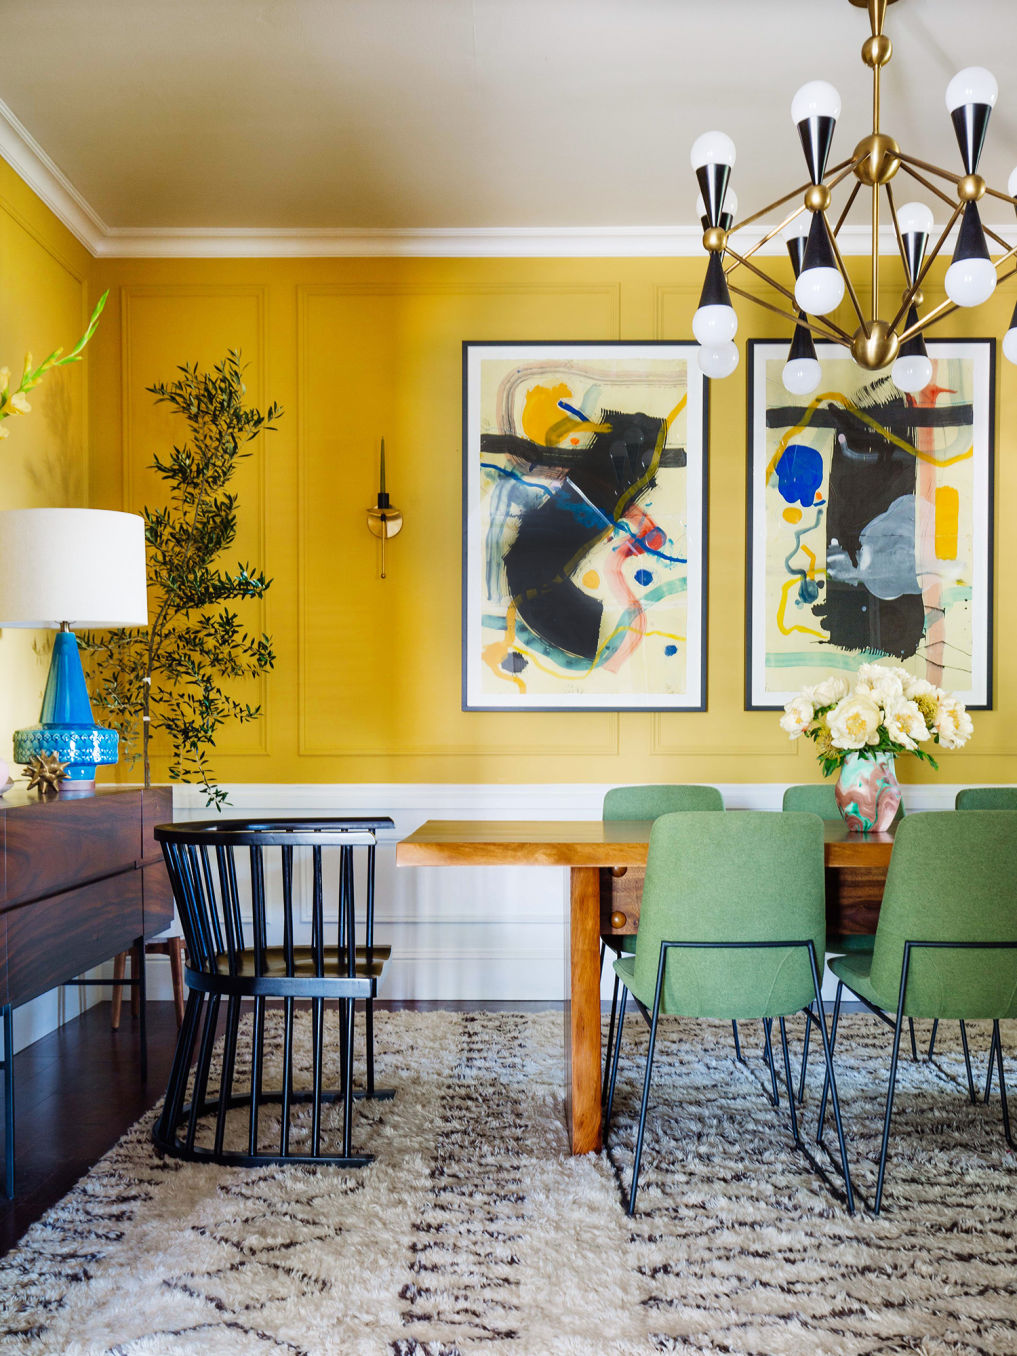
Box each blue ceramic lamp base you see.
[12,630,118,788]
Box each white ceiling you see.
[2,0,1016,254]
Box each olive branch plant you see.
[81,351,281,809]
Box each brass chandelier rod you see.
[726,284,848,344]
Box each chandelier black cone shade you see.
[953,199,992,268]
[698,251,733,311]
[696,162,731,229]
[797,115,837,185]
[951,102,992,176]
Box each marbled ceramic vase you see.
[834,751,901,832]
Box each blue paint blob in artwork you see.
[634,568,653,586]
[798,578,821,605]
[664,644,678,657]
[776,444,824,507]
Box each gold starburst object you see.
[23,751,70,795]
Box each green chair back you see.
[782,782,904,824]
[603,783,723,820]
[956,787,1017,810]
[869,811,1017,1019]
[633,811,825,1020]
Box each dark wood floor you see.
[0,1000,182,1256]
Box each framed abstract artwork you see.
[746,338,994,710]
[462,341,708,711]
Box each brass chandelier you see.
[691,0,1017,395]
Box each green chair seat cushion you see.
[828,933,875,955]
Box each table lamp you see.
[0,508,148,790]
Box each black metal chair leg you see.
[627,984,664,1216]
[3,1005,14,1198]
[874,1010,908,1216]
[797,1004,814,1104]
[603,972,621,1097]
[156,989,203,1150]
[908,1016,918,1062]
[604,987,627,1138]
[817,981,844,1143]
[185,994,221,1154]
[805,958,853,1214]
[731,1020,743,1063]
[778,1016,801,1146]
[365,998,375,1096]
[342,998,357,1158]
[993,1020,1014,1149]
[959,1019,976,1103]
[985,1023,999,1103]
[762,1018,780,1107]
[928,1017,939,1059]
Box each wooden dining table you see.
[395,817,895,1156]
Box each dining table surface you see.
[395,816,896,1155]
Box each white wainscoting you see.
[167,781,964,1006]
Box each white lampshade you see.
[944,257,996,307]
[891,353,934,394]
[1002,326,1017,365]
[0,508,148,628]
[795,265,845,315]
[692,303,738,345]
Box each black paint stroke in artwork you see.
[803,383,925,659]
[493,410,666,662]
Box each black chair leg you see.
[908,1016,918,1062]
[874,1010,908,1216]
[604,987,627,1138]
[731,1020,743,1063]
[603,971,621,1096]
[928,1017,939,1058]
[762,1019,780,1107]
[342,998,357,1159]
[797,1004,814,1104]
[628,993,663,1216]
[992,1020,1014,1149]
[958,1019,976,1103]
[817,981,844,1142]
[778,1016,801,1146]
[804,964,853,1215]
[985,1022,999,1103]
[156,988,203,1151]
[2,1005,13,1199]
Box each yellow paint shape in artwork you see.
[934,486,960,560]
[521,382,610,447]
[783,507,803,524]
[583,570,600,589]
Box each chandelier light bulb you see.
[897,201,935,237]
[690,130,736,171]
[696,342,739,380]
[781,217,810,245]
[945,257,996,307]
[795,267,845,316]
[945,66,998,113]
[791,80,842,125]
[1004,303,1017,365]
[782,357,822,396]
[891,353,933,394]
[692,304,738,346]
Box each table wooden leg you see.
[564,865,603,1154]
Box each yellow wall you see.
[0,159,94,751]
[81,252,1016,788]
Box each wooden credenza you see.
[0,783,173,1195]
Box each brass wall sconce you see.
[366,437,402,579]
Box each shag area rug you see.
[0,1010,1014,1355]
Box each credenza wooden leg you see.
[2,1005,13,1198]
[111,951,127,1030]
[167,937,185,1028]
[564,865,603,1155]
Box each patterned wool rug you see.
[0,1009,1014,1356]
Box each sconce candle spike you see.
[366,436,403,578]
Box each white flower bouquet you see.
[779,663,972,777]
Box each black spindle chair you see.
[153,817,393,1167]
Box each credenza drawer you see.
[2,792,142,906]
[2,872,144,1007]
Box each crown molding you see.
[0,97,107,252]
[3,99,1015,261]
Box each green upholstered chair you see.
[956,787,1017,810]
[824,811,1017,1214]
[605,810,853,1215]
[601,785,724,1088]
